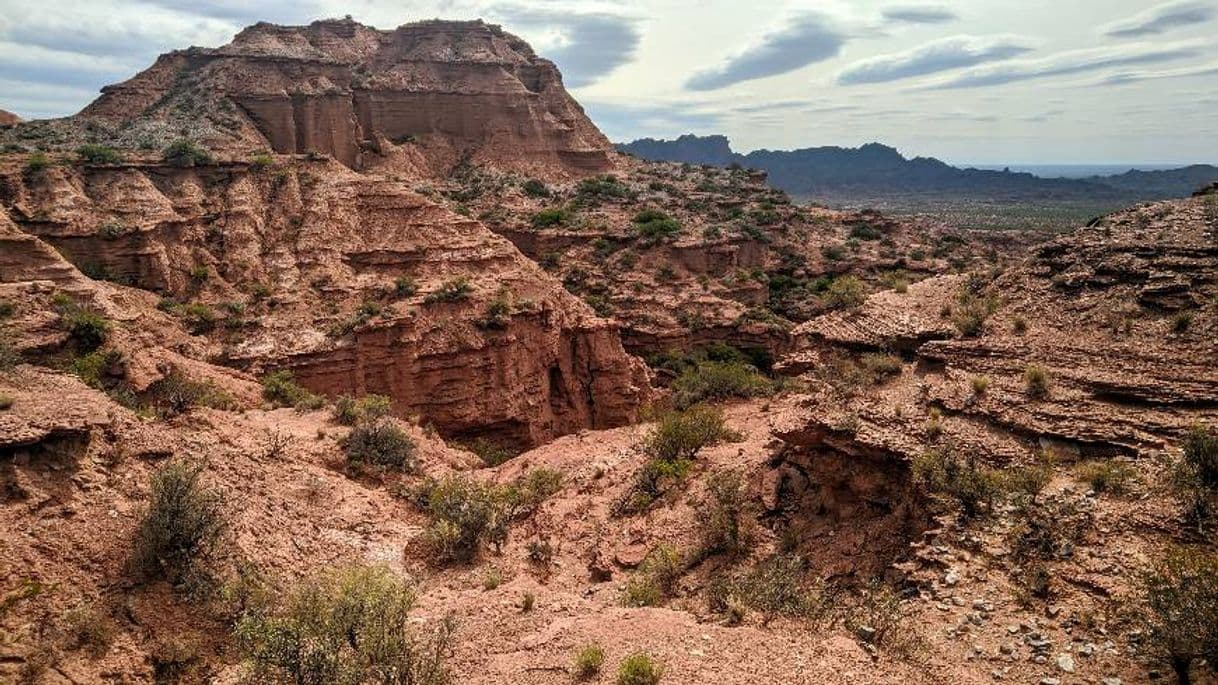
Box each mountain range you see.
[617,134,1218,206]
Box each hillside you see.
[3,16,1218,685]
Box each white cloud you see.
[928,41,1204,88]
[685,12,848,91]
[1103,0,1215,37]
[837,35,1034,85]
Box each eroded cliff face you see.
[0,156,649,446]
[71,18,612,177]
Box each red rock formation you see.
[0,109,20,127]
[77,18,612,177]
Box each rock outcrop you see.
[54,18,611,177]
[0,109,20,127]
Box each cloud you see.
[1103,0,1215,37]
[1095,60,1218,86]
[837,35,1034,85]
[928,41,1203,88]
[880,4,958,24]
[685,12,847,91]
[580,97,722,141]
[490,8,641,87]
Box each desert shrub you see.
[849,222,882,240]
[707,553,827,625]
[480,290,514,329]
[235,565,454,685]
[98,220,128,240]
[520,178,549,197]
[1023,364,1050,398]
[692,471,755,562]
[616,406,738,515]
[1173,312,1194,334]
[617,653,662,685]
[0,300,12,318]
[1012,315,1028,334]
[461,437,518,467]
[132,460,227,589]
[1175,425,1218,530]
[633,209,682,242]
[162,139,212,167]
[24,152,51,173]
[424,277,473,304]
[260,370,323,410]
[1007,498,1091,562]
[1078,460,1136,494]
[952,288,999,337]
[622,545,683,607]
[1136,547,1218,684]
[249,151,275,169]
[180,302,217,334]
[859,353,902,381]
[670,360,774,409]
[912,449,1001,518]
[62,602,117,655]
[0,394,12,410]
[414,473,559,564]
[394,275,419,298]
[68,348,124,388]
[577,175,633,201]
[521,592,535,612]
[531,207,571,228]
[53,295,111,352]
[574,644,606,680]
[971,375,990,395]
[332,394,391,426]
[482,567,502,590]
[840,580,923,656]
[821,275,866,309]
[76,144,123,165]
[342,419,417,473]
[145,369,235,417]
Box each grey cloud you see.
[685,13,846,91]
[881,5,958,24]
[837,35,1034,85]
[1104,1,1215,37]
[929,42,1203,88]
[491,9,641,88]
[141,0,320,25]
[1096,61,1218,85]
[581,99,722,140]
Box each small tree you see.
[77,144,124,165]
[133,461,227,589]
[163,140,213,167]
[1138,548,1218,684]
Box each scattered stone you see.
[1056,654,1075,673]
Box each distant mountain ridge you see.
[616,134,1218,204]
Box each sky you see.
[1,0,1216,164]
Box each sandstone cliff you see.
[0,110,20,127]
[9,18,612,178]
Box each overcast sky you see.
[2,0,1216,164]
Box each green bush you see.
[342,418,417,473]
[418,476,514,564]
[24,152,51,173]
[1183,425,1218,488]
[480,290,514,329]
[181,302,217,334]
[54,295,111,352]
[1175,425,1218,530]
[574,644,606,680]
[617,406,739,515]
[617,653,662,685]
[162,140,212,167]
[1137,547,1218,684]
[132,461,227,589]
[1023,364,1050,398]
[693,471,755,561]
[76,144,123,165]
[633,209,682,242]
[332,394,391,426]
[952,288,999,337]
[145,369,235,417]
[577,175,633,201]
[394,275,419,298]
[912,449,1001,518]
[670,360,774,409]
[531,207,570,228]
[521,178,549,197]
[622,545,683,607]
[462,437,518,466]
[261,370,323,410]
[821,275,866,309]
[424,277,473,304]
[1077,460,1136,494]
[707,554,828,625]
[235,565,454,685]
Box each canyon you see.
[1,16,1217,685]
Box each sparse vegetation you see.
[633,209,682,242]
[1077,459,1136,494]
[1136,547,1218,684]
[145,368,236,417]
[424,277,473,304]
[912,449,1001,518]
[76,144,123,165]
[53,294,111,352]
[531,206,571,228]
[692,470,755,562]
[394,275,419,298]
[574,644,606,680]
[616,406,740,515]
[1023,364,1050,398]
[952,287,999,337]
[462,437,518,467]
[622,545,682,607]
[971,375,990,395]
[707,553,828,625]
[820,275,866,309]
[24,152,51,174]
[1174,425,1218,530]
[235,565,455,685]
[132,460,227,591]
[162,139,212,167]
[260,370,324,410]
[521,178,549,197]
[332,393,391,426]
[342,417,417,474]
[616,653,662,685]
[670,360,774,409]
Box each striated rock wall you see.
[0,156,649,446]
[74,18,613,178]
